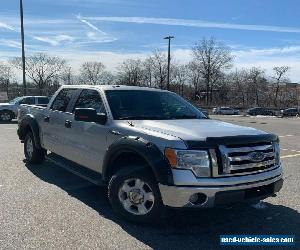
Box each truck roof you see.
[61,85,169,92]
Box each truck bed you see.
[18,104,47,124]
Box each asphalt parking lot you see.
[0,116,299,250]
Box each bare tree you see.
[143,58,153,87]
[117,59,144,86]
[227,69,249,107]
[148,50,168,89]
[192,37,234,105]
[79,62,106,85]
[187,61,204,100]
[272,66,290,107]
[11,53,66,94]
[0,62,13,93]
[100,71,115,85]
[172,64,188,96]
[248,67,266,106]
[60,66,75,85]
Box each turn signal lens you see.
[165,148,177,167]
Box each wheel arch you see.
[18,115,42,149]
[102,136,173,185]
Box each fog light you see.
[189,193,207,205]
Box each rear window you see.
[37,97,49,105]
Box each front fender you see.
[102,136,173,185]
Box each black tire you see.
[0,110,13,122]
[108,166,164,224]
[24,132,45,164]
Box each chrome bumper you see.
[159,166,283,208]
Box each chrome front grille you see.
[218,143,278,176]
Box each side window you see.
[19,97,35,105]
[74,89,106,114]
[37,97,49,105]
[51,89,77,112]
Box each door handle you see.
[65,120,72,128]
[44,116,50,122]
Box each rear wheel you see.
[0,110,13,122]
[24,132,45,164]
[108,166,164,224]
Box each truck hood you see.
[130,119,267,141]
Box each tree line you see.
[0,37,297,108]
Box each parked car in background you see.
[212,107,239,115]
[281,108,299,117]
[0,96,49,122]
[247,107,275,116]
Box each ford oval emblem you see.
[249,152,265,162]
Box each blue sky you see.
[1,0,300,80]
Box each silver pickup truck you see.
[17,85,283,223]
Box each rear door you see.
[62,89,109,172]
[42,88,79,156]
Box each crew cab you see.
[17,85,283,223]
[0,96,49,122]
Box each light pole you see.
[164,36,174,90]
[20,0,27,95]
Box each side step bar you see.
[46,153,105,186]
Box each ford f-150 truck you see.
[17,85,283,223]
[0,96,49,122]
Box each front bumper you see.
[159,167,283,208]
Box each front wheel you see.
[24,132,46,164]
[108,166,164,224]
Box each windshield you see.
[9,97,23,104]
[105,90,207,120]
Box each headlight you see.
[165,148,210,177]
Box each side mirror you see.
[75,108,97,122]
[74,108,107,125]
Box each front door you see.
[63,89,109,172]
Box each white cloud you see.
[233,46,300,58]
[53,50,148,72]
[0,21,16,31]
[0,39,21,49]
[85,16,300,33]
[76,14,117,43]
[33,35,74,46]
[76,15,107,35]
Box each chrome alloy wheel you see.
[118,178,155,215]
[26,137,34,158]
